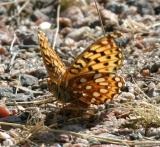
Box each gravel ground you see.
[0,0,160,146]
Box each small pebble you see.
[61,6,84,26]
[120,92,135,101]
[150,63,160,73]
[59,17,72,27]
[140,67,150,77]
[67,27,91,40]
[129,132,143,140]
[57,134,71,143]
[0,64,5,74]
[20,74,38,87]
[0,87,13,98]
[39,22,52,30]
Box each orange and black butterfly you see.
[37,30,127,107]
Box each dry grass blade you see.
[6,96,56,106]
[0,122,25,128]
[52,4,61,49]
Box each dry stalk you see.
[17,0,30,15]
[0,122,25,128]
[9,33,18,71]
[52,4,61,49]
[6,96,56,106]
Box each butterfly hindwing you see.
[67,73,124,105]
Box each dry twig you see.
[52,4,61,48]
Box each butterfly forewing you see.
[67,73,124,105]
[67,32,124,80]
[38,30,66,84]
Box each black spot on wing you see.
[104,62,109,66]
[100,52,105,56]
[95,58,101,63]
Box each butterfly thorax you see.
[48,80,70,102]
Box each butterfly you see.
[37,30,125,107]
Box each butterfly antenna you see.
[94,0,106,36]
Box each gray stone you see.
[20,74,38,87]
